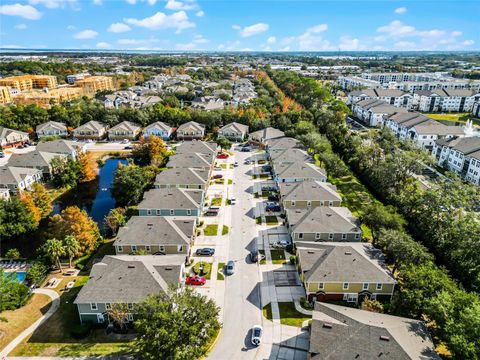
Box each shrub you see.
[70,322,93,339]
[289,255,296,265]
[193,262,212,279]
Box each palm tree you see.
[43,239,66,272]
[63,235,80,269]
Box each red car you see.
[186,276,206,286]
[212,174,223,179]
[216,153,229,159]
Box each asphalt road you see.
[208,149,265,360]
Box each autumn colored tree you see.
[104,207,127,235]
[19,191,41,225]
[30,183,53,218]
[48,206,100,256]
[78,151,98,183]
[132,135,168,166]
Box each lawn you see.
[210,197,223,206]
[76,238,116,273]
[228,179,233,185]
[204,224,218,236]
[220,164,227,169]
[265,215,278,225]
[10,276,132,356]
[222,225,229,235]
[261,302,311,327]
[256,217,262,224]
[217,262,225,280]
[0,294,52,350]
[193,261,212,280]
[270,249,287,264]
[262,303,272,320]
[425,112,478,123]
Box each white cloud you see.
[108,22,131,33]
[193,34,208,43]
[29,0,77,9]
[338,36,363,51]
[281,23,330,51]
[217,40,240,51]
[2,44,25,49]
[238,22,269,37]
[280,46,290,51]
[232,24,241,30]
[195,10,204,17]
[240,48,253,52]
[147,0,157,4]
[0,4,42,20]
[96,41,111,49]
[15,23,27,29]
[462,40,475,46]
[377,20,415,37]
[394,7,407,14]
[175,34,208,50]
[267,36,276,44]
[117,37,161,47]
[93,0,102,5]
[74,29,98,39]
[126,0,136,4]
[125,11,194,33]
[165,0,195,10]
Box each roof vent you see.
[345,251,352,255]
[128,265,135,269]
[307,251,315,254]
[379,336,390,342]
[323,322,333,329]
[165,267,173,270]
[147,223,154,227]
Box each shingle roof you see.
[387,112,434,127]
[419,89,478,97]
[108,121,142,133]
[309,302,440,360]
[297,242,395,284]
[435,136,480,155]
[218,122,249,134]
[36,121,67,133]
[138,187,203,209]
[74,255,185,304]
[287,207,360,234]
[270,148,312,165]
[36,139,81,155]
[411,123,464,136]
[279,181,341,203]
[143,121,172,133]
[249,127,285,142]
[8,150,66,169]
[155,167,209,186]
[177,121,205,132]
[114,216,194,247]
[266,137,304,150]
[0,166,42,186]
[0,126,28,140]
[166,152,212,169]
[355,99,408,114]
[275,162,326,180]
[73,121,107,132]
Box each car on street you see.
[251,325,263,346]
[0,152,4,158]
[234,161,239,167]
[217,153,229,159]
[230,197,236,205]
[124,145,133,150]
[226,260,235,275]
[244,160,250,164]
[204,211,218,216]
[212,174,223,179]
[186,276,206,286]
[196,248,215,256]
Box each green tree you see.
[4,248,21,259]
[107,303,130,331]
[133,287,220,360]
[132,135,168,166]
[0,269,29,311]
[42,238,66,272]
[0,197,38,238]
[361,203,404,245]
[216,136,232,150]
[111,164,158,206]
[26,261,48,286]
[30,183,53,218]
[104,207,127,235]
[63,235,80,269]
[51,157,81,188]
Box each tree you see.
[5,248,21,259]
[133,287,220,360]
[107,303,130,332]
[30,183,53,218]
[78,151,98,183]
[63,235,80,269]
[132,135,168,166]
[19,191,41,225]
[216,136,232,150]
[0,269,29,311]
[51,157,81,187]
[361,203,403,245]
[104,207,126,235]
[360,298,384,313]
[42,238,65,271]
[0,197,38,238]
[111,164,158,206]
[26,261,48,286]
[48,206,100,256]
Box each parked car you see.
[124,145,133,150]
[226,260,235,275]
[234,161,239,167]
[266,205,281,212]
[251,325,263,346]
[230,197,236,205]
[204,211,218,217]
[0,152,4,158]
[262,165,272,172]
[196,248,215,256]
[241,146,252,152]
[186,276,206,286]
[217,153,229,159]
[250,249,259,263]
[268,194,279,201]
[212,174,223,179]
[273,240,291,248]
[121,139,130,144]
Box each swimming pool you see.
[2,271,26,283]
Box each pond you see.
[51,158,128,234]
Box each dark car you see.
[266,205,281,212]
[241,147,251,152]
[204,211,218,216]
[212,174,223,179]
[268,194,279,201]
[196,248,215,256]
[0,152,4,158]
[250,249,259,263]
[262,165,272,172]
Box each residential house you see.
[0,127,29,148]
[73,121,108,140]
[296,242,395,302]
[114,216,195,256]
[416,89,480,112]
[143,121,172,140]
[347,89,415,110]
[177,121,205,140]
[154,167,210,190]
[138,188,204,217]
[36,121,68,138]
[309,302,440,360]
[166,152,213,172]
[74,255,185,325]
[191,96,225,111]
[432,136,480,185]
[273,162,327,183]
[36,139,87,159]
[249,127,285,144]
[218,122,249,141]
[286,207,361,242]
[7,151,67,176]
[107,121,142,141]
[279,181,342,209]
[175,141,218,162]
[473,101,480,118]
[266,137,304,152]
[0,166,43,193]
[270,148,312,167]
[351,99,408,127]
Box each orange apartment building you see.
[0,86,12,104]
[13,87,84,107]
[75,76,114,96]
[0,75,58,91]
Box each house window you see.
[132,245,137,252]
[291,201,296,207]
[147,209,152,215]
[90,303,98,310]
[298,233,304,239]
[159,246,165,252]
[376,283,383,291]
[146,245,151,252]
[371,294,377,301]
[156,210,161,215]
[363,283,369,291]
[117,246,123,253]
[329,233,334,240]
[341,234,347,240]
[329,201,333,206]
[128,313,134,322]
[315,233,320,240]
[170,209,175,215]
[318,282,324,290]
[186,209,191,215]
[355,233,361,240]
[105,303,111,310]
[127,303,134,310]
[307,201,311,207]
[343,282,349,290]
[178,245,184,252]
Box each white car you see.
[251,325,263,346]
[230,197,236,205]
[273,240,291,248]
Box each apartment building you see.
[0,86,12,104]
[75,76,114,96]
[67,72,91,84]
[351,99,408,127]
[473,101,480,118]
[347,89,415,110]
[13,87,83,107]
[415,89,480,113]
[0,75,58,91]
[337,76,383,90]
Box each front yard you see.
[262,302,311,328]
[270,249,287,264]
[204,224,218,236]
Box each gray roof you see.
[7,150,66,169]
[177,121,205,133]
[435,136,480,155]
[387,112,435,128]
[138,187,203,209]
[279,181,341,203]
[266,137,304,150]
[108,121,142,133]
[74,255,185,304]
[411,123,464,136]
[36,121,67,133]
[0,126,28,140]
[355,99,408,114]
[73,121,107,133]
[155,167,209,186]
[114,216,195,247]
[36,139,81,155]
[270,148,312,165]
[175,140,217,154]
[350,89,409,98]
[275,162,327,181]
[249,127,285,142]
[296,242,395,284]
[310,302,440,360]
[143,121,172,133]
[0,166,42,186]
[420,89,478,97]
[219,122,249,134]
[166,152,212,169]
[287,207,360,235]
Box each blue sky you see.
[1,0,479,51]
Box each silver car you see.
[251,325,263,346]
[226,260,235,275]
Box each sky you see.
[0,0,479,51]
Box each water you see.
[2,271,26,283]
[51,158,128,233]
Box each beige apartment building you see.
[0,86,12,104]
[75,76,114,96]
[13,87,83,107]
[0,75,58,91]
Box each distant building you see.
[75,76,114,96]
[416,89,480,113]
[177,121,205,140]
[107,121,142,141]
[36,121,68,138]
[13,87,83,107]
[0,75,57,91]
[347,89,415,110]
[218,122,249,141]
[143,121,172,140]
[0,86,12,104]
[67,72,91,85]
[472,101,480,118]
[351,99,408,127]
[249,127,285,144]
[0,126,29,148]
[73,121,108,140]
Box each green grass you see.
[230,164,234,169]
[217,262,225,280]
[222,225,229,235]
[259,250,266,265]
[252,175,258,179]
[259,174,270,179]
[254,193,259,198]
[262,303,272,320]
[256,217,262,224]
[204,224,218,236]
[265,215,278,225]
[270,249,287,264]
[220,164,227,169]
[76,238,116,273]
[228,179,233,185]
[210,197,222,206]
[193,261,212,280]
[277,302,311,327]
